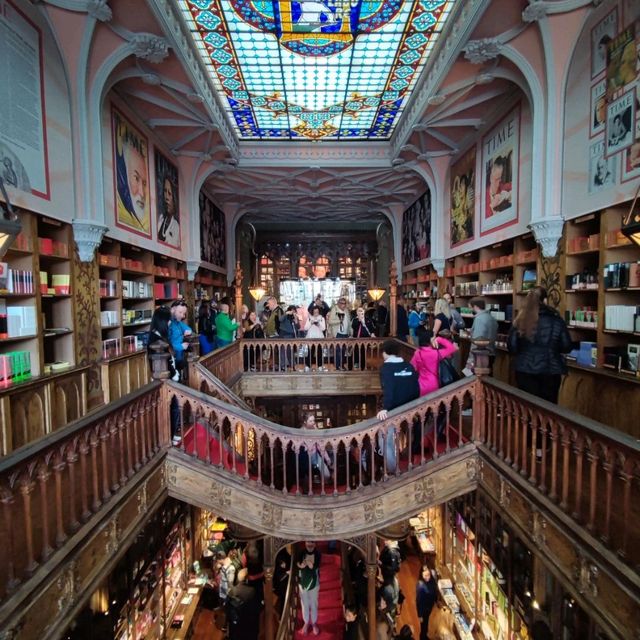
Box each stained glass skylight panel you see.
[177,0,457,141]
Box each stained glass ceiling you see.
[177,1,456,141]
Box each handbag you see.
[438,350,461,387]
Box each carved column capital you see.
[87,0,111,21]
[72,220,108,263]
[431,258,445,277]
[529,218,564,258]
[463,38,503,64]
[186,259,200,281]
[522,1,548,23]
[129,33,170,63]
[573,551,599,597]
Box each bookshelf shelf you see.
[566,248,600,256]
[2,334,38,344]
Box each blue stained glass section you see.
[179,0,456,140]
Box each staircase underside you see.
[166,444,479,538]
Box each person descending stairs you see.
[294,542,345,640]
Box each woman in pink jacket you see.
[410,328,459,396]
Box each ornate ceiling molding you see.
[147,0,239,157]
[390,0,487,158]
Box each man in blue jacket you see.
[376,340,419,473]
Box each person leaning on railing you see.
[327,298,352,370]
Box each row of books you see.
[604,305,640,333]
[0,351,32,384]
[0,265,35,294]
[122,309,153,326]
[566,270,598,290]
[101,310,119,327]
[481,278,513,294]
[0,304,38,338]
[102,335,145,360]
[40,272,70,295]
[568,234,599,253]
[603,262,640,289]
[38,238,68,257]
[122,280,154,299]
[454,281,480,297]
[99,278,117,297]
[566,307,598,329]
[154,282,183,300]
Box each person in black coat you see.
[226,568,261,640]
[415,565,437,640]
[396,303,410,342]
[507,286,572,404]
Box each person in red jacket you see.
[410,327,458,396]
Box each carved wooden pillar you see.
[20,478,37,575]
[234,260,243,323]
[389,260,397,338]
[367,563,377,640]
[36,466,53,561]
[149,340,171,380]
[52,456,67,547]
[1,489,19,592]
[264,565,275,640]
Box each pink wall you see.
[562,0,640,219]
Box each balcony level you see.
[0,340,638,640]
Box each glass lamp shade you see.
[0,217,21,260]
[249,285,266,301]
[367,286,385,302]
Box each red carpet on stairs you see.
[294,544,344,640]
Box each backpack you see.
[450,308,466,331]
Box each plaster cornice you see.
[238,143,390,167]
[146,0,239,158]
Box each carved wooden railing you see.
[0,365,92,455]
[100,350,150,404]
[167,376,478,496]
[189,362,252,411]
[479,378,640,571]
[196,341,243,388]
[0,381,164,603]
[238,338,384,373]
[275,554,300,640]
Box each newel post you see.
[234,260,244,323]
[148,340,171,380]
[471,338,490,443]
[389,260,398,338]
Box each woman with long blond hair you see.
[507,286,572,403]
[431,298,452,340]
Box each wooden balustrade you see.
[196,341,243,387]
[167,376,477,497]
[189,362,252,411]
[479,378,640,570]
[0,381,164,603]
[100,351,150,404]
[0,365,91,455]
[238,338,385,374]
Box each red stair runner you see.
[294,545,344,640]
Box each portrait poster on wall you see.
[450,145,476,248]
[0,0,49,199]
[622,116,640,183]
[623,0,640,27]
[402,190,431,267]
[155,150,180,249]
[605,89,635,156]
[606,26,636,99]
[112,107,151,238]
[480,106,519,236]
[590,79,607,137]
[199,191,226,268]
[589,140,617,193]
[591,9,617,79]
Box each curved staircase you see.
[294,544,344,640]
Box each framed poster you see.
[591,8,617,79]
[155,149,181,249]
[112,107,151,238]
[622,116,640,183]
[401,190,431,267]
[480,106,519,236]
[450,145,476,248]
[623,0,640,27]
[0,0,50,199]
[590,79,607,137]
[199,191,226,268]
[606,89,635,156]
[606,26,636,99]
[589,140,617,193]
